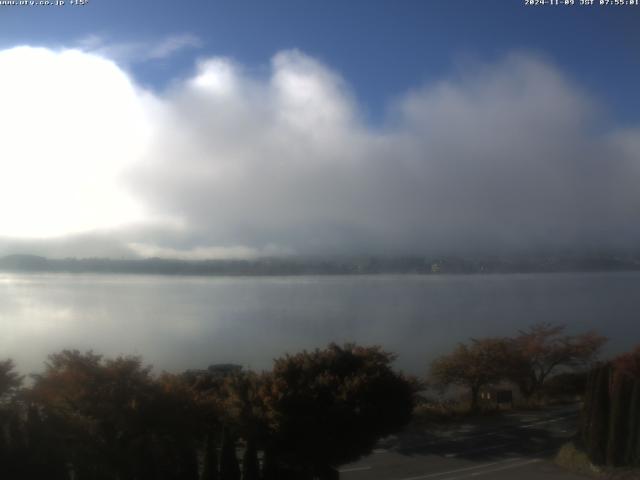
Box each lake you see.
[0,271,637,376]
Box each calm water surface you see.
[0,272,637,375]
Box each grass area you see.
[555,442,601,477]
[411,398,507,427]
[555,442,640,479]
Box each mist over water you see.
[1,272,637,376]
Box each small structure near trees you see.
[479,388,514,409]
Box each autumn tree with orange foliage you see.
[430,324,606,409]
[29,350,206,480]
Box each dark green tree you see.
[586,364,610,465]
[635,389,640,468]
[263,343,418,476]
[606,373,633,466]
[614,347,640,467]
[542,371,588,399]
[0,359,22,401]
[0,359,23,479]
[261,446,279,480]
[580,367,597,446]
[3,411,26,480]
[202,433,220,480]
[23,405,69,480]
[624,381,640,466]
[242,438,260,480]
[219,428,240,480]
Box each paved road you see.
[339,404,589,480]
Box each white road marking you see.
[436,459,542,480]
[398,457,523,480]
[468,458,542,476]
[521,417,567,429]
[338,465,372,473]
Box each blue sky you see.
[2,0,639,123]
[1,1,640,258]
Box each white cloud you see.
[75,33,202,63]
[131,51,640,255]
[1,45,640,258]
[127,243,291,260]
[147,34,202,60]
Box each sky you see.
[1,0,639,259]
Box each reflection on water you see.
[0,272,638,375]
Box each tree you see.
[430,338,511,411]
[0,358,24,478]
[581,346,640,468]
[614,345,640,380]
[219,428,240,480]
[29,351,159,478]
[29,350,206,480]
[584,364,610,465]
[220,370,269,447]
[0,359,22,402]
[507,323,606,399]
[261,446,279,480]
[202,433,219,480]
[615,346,640,466]
[216,370,266,480]
[262,343,418,477]
[242,438,260,480]
[542,371,588,399]
[624,381,640,466]
[606,372,634,466]
[20,405,69,480]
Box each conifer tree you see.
[220,429,240,480]
[581,367,598,445]
[178,441,199,480]
[587,364,610,465]
[242,438,260,480]
[261,446,278,480]
[606,373,633,466]
[624,380,640,466]
[25,405,68,479]
[202,433,220,480]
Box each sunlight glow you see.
[0,47,153,237]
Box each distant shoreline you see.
[2,253,640,277]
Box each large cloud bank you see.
[1,46,639,258]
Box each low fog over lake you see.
[1,271,637,376]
